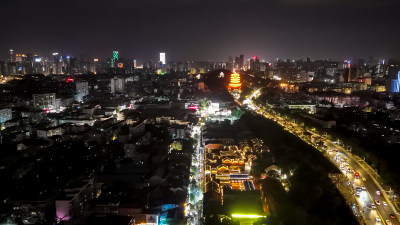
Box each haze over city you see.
[1,0,400,61]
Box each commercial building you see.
[287,104,316,114]
[37,126,64,139]
[32,93,56,111]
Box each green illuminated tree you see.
[231,107,245,119]
[200,98,210,111]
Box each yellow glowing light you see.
[280,83,288,87]
[229,71,242,89]
[231,214,266,218]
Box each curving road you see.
[242,91,400,225]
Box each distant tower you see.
[160,52,166,65]
[111,51,119,67]
[9,49,14,62]
[239,54,244,69]
[391,71,400,93]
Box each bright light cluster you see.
[229,71,242,89]
[231,214,266,218]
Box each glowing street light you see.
[231,214,266,218]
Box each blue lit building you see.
[391,71,400,93]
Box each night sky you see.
[1,0,400,61]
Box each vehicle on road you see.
[383,201,388,206]
[361,186,366,191]
[354,171,359,179]
[371,203,376,209]
[376,200,381,205]
[377,190,381,195]
[362,177,366,182]
[389,214,396,219]
[376,216,382,222]
[386,220,393,225]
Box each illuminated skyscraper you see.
[9,49,14,62]
[160,52,166,65]
[111,51,119,67]
[391,71,400,93]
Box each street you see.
[243,89,400,225]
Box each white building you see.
[160,52,166,65]
[37,126,63,139]
[110,77,125,94]
[0,108,12,123]
[75,81,89,102]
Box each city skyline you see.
[2,1,400,225]
[0,49,394,63]
[1,0,400,61]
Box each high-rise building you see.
[345,67,358,82]
[110,77,125,94]
[33,93,56,111]
[239,54,244,69]
[249,56,260,72]
[391,71,400,93]
[111,51,119,68]
[234,55,244,70]
[75,81,89,102]
[160,52,166,65]
[9,49,14,62]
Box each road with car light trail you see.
[240,88,400,225]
